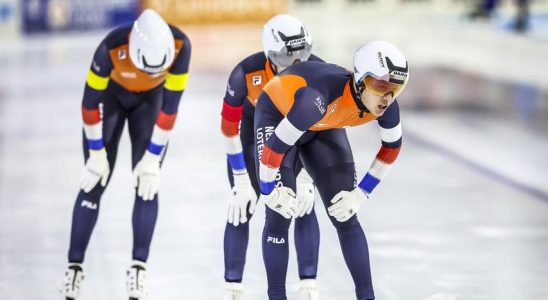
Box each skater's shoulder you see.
[168,24,189,42]
[101,25,132,49]
[235,52,268,73]
[281,62,350,86]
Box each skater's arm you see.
[81,40,113,152]
[357,100,402,195]
[258,87,326,194]
[147,30,191,156]
[221,64,249,175]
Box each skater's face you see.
[358,76,401,116]
[361,89,394,117]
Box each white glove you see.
[260,187,297,219]
[295,169,315,218]
[133,151,161,201]
[80,148,110,193]
[328,187,369,222]
[227,173,257,226]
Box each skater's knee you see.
[265,209,292,233]
[313,163,355,198]
[77,190,102,209]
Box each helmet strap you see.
[350,76,370,118]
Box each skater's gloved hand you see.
[261,187,297,219]
[296,169,315,218]
[80,148,110,193]
[133,151,160,201]
[227,173,257,226]
[328,187,369,222]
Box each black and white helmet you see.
[261,14,313,68]
[353,41,409,98]
[129,9,175,73]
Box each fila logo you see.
[81,200,97,210]
[267,236,285,244]
[252,76,262,86]
[118,49,127,60]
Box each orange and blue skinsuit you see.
[69,24,191,264]
[254,61,402,300]
[220,52,324,284]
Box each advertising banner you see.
[22,0,139,33]
[141,0,286,25]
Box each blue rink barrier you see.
[22,0,139,33]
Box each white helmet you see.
[129,9,175,73]
[353,41,409,98]
[262,14,313,68]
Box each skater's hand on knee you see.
[227,173,257,226]
[81,148,110,193]
[133,151,160,201]
[296,169,315,218]
[328,187,368,222]
[261,187,297,219]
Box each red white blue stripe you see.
[358,122,402,194]
[147,111,177,156]
[226,135,247,174]
[258,118,304,194]
[259,144,284,194]
[221,102,248,174]
[82,106,103,150]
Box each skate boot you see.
[224,282,243,300]
[299,279,319,300]
[61,263,84,300]
[126,260,147,300]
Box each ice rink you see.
[1,1,548,299]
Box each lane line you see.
[405,131,548,204]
